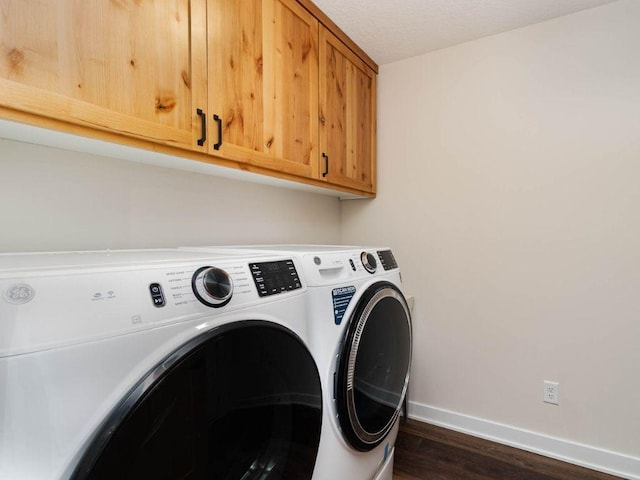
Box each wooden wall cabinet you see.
[0,0,377,196]
[208,0,319,179]
[319,27,376,193]
[0,0,208,151]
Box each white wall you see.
[0,139,341,252]
[342,0,640,471]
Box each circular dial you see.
[360,252,377,274]
[192,266,233,307]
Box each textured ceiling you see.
[312,0,618,65]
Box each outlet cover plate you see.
[544,381,559,405]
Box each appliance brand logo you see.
[4,283,35,304]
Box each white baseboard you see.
[407,401,640,480]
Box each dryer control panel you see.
[377,250,398,270]
[299,249,400,287]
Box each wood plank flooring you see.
[393,419,624,480]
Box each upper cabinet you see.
[319,27,376,193]
[0,1,377,196]
[208,0,319,179]
[0,0,208,151]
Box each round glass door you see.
[336,282,412,451]
[72,321,322,480]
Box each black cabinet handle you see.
[213,114,222,150]
[322,152,329,177]
[196,109,206,146]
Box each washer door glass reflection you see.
[73,323,322,480]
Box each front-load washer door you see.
[71,321,322,480]
[336,281,412,451]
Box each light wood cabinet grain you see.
[0,0,207,151]
[0,0,377,196]
[319,27,376,193]
[208,0,319,178]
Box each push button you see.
[149,283,166,307]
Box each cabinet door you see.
[208,0,318,178]
[0,0,207,151]
[319,27,376,193]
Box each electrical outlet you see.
[544,381,559,405]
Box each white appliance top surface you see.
[0,249,268,274]
[182,244,387,253]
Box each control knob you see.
[192,266,233,307]
[361,252,377,274]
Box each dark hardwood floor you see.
[393,419,625,480]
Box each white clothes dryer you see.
[181,245,412,480]
[0,249,322,480]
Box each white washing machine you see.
[0,249,323,480]
[181,245,412,480]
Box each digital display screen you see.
[377,250,398,270]
[249,260,302,297]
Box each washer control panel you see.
[0,252,306,357]
[250,260,301,297]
